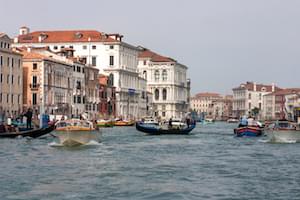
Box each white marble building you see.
[138,47,189,119]
[14,27,145,119]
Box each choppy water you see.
[1,123,300,200]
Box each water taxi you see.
[96,119,114,127]
[266,120,300,142]
[55,119,100,146]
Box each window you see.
[32,93,37,105]
[92,45,96,49]
[143,60,147,65]
[32,76,37,87]
[60,46,64,49]
[155,89,159,100]
[83,45,87,50]
[7,75,9,84]
[143,70,147,79]
[109,56,114,66]
[162,69,167,81]
[33,63,37,70]
[77,66,81,72]
[7,57,9,67]
[73,65,76,71]
[0,93,2,103]
[0,42,2,48]
[248,93,251,100]
[18,59,21,68]
[12,58,14,67]
[7,94,9,103]
[77,96,81,104]
[163,88,167,100]
[0,73,2,82]
[110,45,114,49]
[162,112,166,117]
[18,95,20,104]
[81,57,87,64]
[249,102,251,109]
[74,96,76,103]
[259,103,262,110]
[154,70,159,81]
[11,75,13,84]
[0,56,2,66]
[92,56,97,66]
[69,45,73,49]
[53,46,58,50]
[11,94,13,104]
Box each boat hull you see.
[0,124,55,138]
[114,121,135,126]
[136,122,195,135]
[234,126,263,137]
[55,130,100,146]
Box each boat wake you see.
[259,138,297,144]
[48,140,101,147]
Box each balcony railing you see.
[29,83,39,90]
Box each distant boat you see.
[96,119,114,127]
[227,118,239,123]
[114,120,135,126]
[201,118,214,125]
[266,120,300,142]
[55,119,100,146]
[136,121,196,135]
[234,126,264,137]
[0,123,55,138]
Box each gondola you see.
[0,124,55,138]
[136,121,196,135]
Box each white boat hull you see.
[55,130,101,146]
[266,130,300,143]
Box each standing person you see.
[25,108,33,129]
[169,117,173,129]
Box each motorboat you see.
[55,119,100,146]
[266,120,300,142]
[234,126,264,137]
[114,119,135,126]
[141,117,159,126]
[136,121,195,135]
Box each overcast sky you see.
[1,0,299,95]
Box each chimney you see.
[272,83,275,92]
[19,26,30,35]
[253,82,257,91]
[27,47,31,52]
[14,37,18,43]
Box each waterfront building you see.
[0,33,23,121]
[190,93,232,120]
[263,88,300,121]
[232,82,280,118]
[137,47,189,119]
[19,48,73,117]
[14,27,144,119]
[98,74,116,119]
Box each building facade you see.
[138,47,189,119]
[98,74,116,119]
[0,33,23,121]
[232,82,280,118]
[14,27,144,119]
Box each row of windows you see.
[154,88,167,101]
[80,55,114,67]
[74,95,85,104]
[0,55,21,68]
[53,45,114,51]
[0,74,21,85]
[154,70,168,81]
[73,65,85,73]
[0,42,10,49]
[0,93,21,104]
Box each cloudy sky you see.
[1,0,299,94]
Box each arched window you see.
[162,69,167,81]
[154,70,159,81]
[155,88,159,100]
[143,70,147,79]
[163,88,167,100]
[109,73,114,86]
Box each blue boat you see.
[234,126,264,137]
[136,121,196,135]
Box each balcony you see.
[29,83,40,90]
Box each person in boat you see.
[239,116,248,127]
[186,117,191,128]
[169,118,173,129]
[25,108,33,129]
[247,116,255,126]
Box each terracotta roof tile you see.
[138,48,175,62]
[17,30,117,43]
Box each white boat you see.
[55,119,100,146]
[227,118,239,123]
[266,121,300,143]
[142,117,159,126]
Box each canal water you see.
[1,123,300,200]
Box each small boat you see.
[201,118,214,125]
[227,118,239,123]
[0,123,55,138]
[266,120,300,142]
[114,120,135,126]
[142,117,159,126]
[234,126,264,137]
[96,119,114,127]
[55,119,100,146]
[136,121,196,135]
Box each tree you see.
[251,107,260,117]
